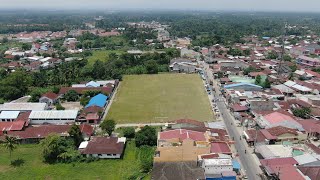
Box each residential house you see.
[224,83,263,91]
[39,92,59,105]
[79,136,126,159]
[297,55,320,67]
[3,124,93,143]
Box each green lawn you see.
[107,74,214,123]
[0,141,149,180]
[87,50,125,65]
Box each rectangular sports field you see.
[107,74,214,123]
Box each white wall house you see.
[29,110,78,124]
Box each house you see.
[85,113,100,124]
[224,83,263,91]
[39,92,59,105]
[3,124,93,143]
[79,136,126,159]
[210,142,232,155]
[29,110,78,124]
[85,93,108,108]
[154,138,210,162]
[255,111,303,130]
[170,62,198,73]
[259,157,304,180]
[200,158,233,175]
[297,55,320,67]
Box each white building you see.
[29,110,78,124]
[200,158,233,174]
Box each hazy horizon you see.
[0,0,320,13]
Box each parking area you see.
[60,102,82,110]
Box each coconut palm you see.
[3,136,18,163]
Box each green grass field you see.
[0,141,150,180]
[107,74,214,123]
[87,50,125,65]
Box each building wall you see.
[203,165,233,174]
[87,153,121,159]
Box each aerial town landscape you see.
[1,1,320,180]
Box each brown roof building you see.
[79,137,126,159]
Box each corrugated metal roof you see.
[224,83,262,89]
[85,93,108,108]
[0,111,20,119]
[0,103,47,111]
[29,110,78,119]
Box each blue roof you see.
[86,81,100,87]
[232,159,240,170]
[85,93,108,108]
[224,83,262,89]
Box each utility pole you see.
[253,122,258,153]
[277,22,288,79]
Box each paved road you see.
[201,62,262,180]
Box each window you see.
[98,154,102,156]
[113,154,116,156]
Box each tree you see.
[3,136,18,163]
[80,96,90,106]
[263,78,271,88]
[55,103,65,110]
[292,107,311,119]
[135,126,157,147]
[255,75,262,85]
[123,127,135,139]
[21,43,31,51]
[266,51,278,59]
[243,49,251,56]
[243,66,257,75]
[144,60,158,74]
[1,37,8,43]
[64,90,79,102]
[100,119,116,136]
[29,90,42,102]
[283,54,292,61]
[68,124,83,147]
[40,134,73,163]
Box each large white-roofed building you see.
[29,110,78,124]
[0,103,47,112]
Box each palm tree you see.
[3,136,18,163]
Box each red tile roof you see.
[266,126,298,136]
[6,124,92,139]
[84,105,103,114]
[80,137,125,155]
[298,166,320,180]
[260,157,298,167]
[159,129,206,142]
[263,111,296,125]
[0,121,25,131]
[260,129,277,140]
[210,142,231,154]
[41,92,59,100]
[15,112,31,126]
[306,143,320,154]
[297,119,320,133]
[270,164,305,180]
[79,124,94,136]
[231,104,249,112]
[86,113,99,120]
[199,153,219,159]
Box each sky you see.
[0,0,319,12]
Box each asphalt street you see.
[201,61,262,180]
